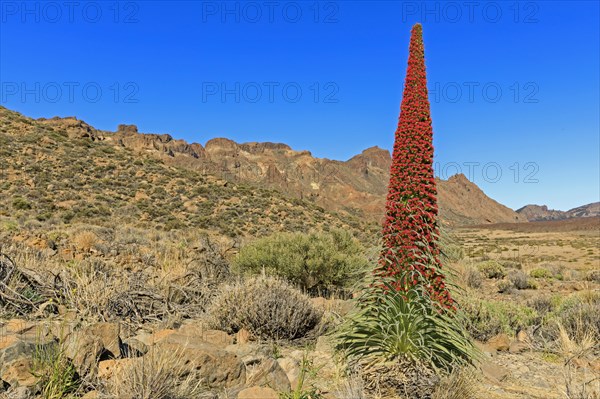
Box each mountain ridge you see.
[2,106,531,227]
[517,202,600,221]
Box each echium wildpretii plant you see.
[380,23,453,309]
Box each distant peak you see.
[362,146,391,157]
[447,173,470,183]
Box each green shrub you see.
[530,268,552,279]
[477,261,505,279]
[208,276,322,340]
[530,264,564,280]
[462,298,538,341]
[12,197,32,210]
[233,229,369,292]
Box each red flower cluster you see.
[380,23,453,309]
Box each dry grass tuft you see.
[432,368,480,399]
[100,348,209,399]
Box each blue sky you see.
[1,0,598,211]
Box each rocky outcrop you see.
[38,116,104,141]
[112,130,206,159]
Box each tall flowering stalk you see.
[380,23,453,309]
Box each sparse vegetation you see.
[462,297,538,341]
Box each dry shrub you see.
[555,291,600,342]
[499,260,522,270]
[208,275,322,340]
[432,368,479,399]
[72,231,98,252]
[59,259,118,320]
[508,270,531,290]
[496,279,515,294]
[463,267,483,289]
[527,295,556,316]
[101,348,210,399]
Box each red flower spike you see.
[379,23,453,309]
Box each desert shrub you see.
[71,231,98,252]
[463,267,484,288]
[462,298,538,341]
[508,270,533,290]
[551,291,600,342]
[12,197,32,210]
[530,267,552,279]
[208,275,322,340]
[463,267,483,289]
[496,279,515,294]
[233,229,369,293]
[530,264,564,280]
[527,295,558,317]
[441,243,464,263]
[477,261,505,279]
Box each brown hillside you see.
[3,106,525,227]
[0,106,377,241]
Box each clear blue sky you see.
[1,1,598,211]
